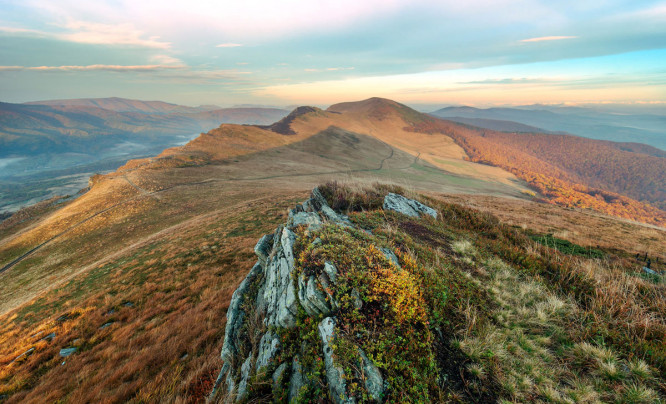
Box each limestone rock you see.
[272,362,289,390]
[256,331,280,372]
[323,261,339,284]
[263,228,298,328]
[254,234,274,264]
[383,193,437,219]
[237,355,253,399]
[59,347,77,357]
[289,211,323,230]
[221,261,263,362]
[288,356,306,402]
[351,288,363,310]
[358,349,384,402]
[319,317,355,404]
[380,247,401,269]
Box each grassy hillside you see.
[1,97,664,402]
[406,117,666,226]
[2,181,664,403]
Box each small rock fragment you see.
[59,347,77,357]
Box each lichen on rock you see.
[210,187,439,402]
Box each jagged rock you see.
[324,261,339,283]
[289,211,323,230]
[299,274,334,316]
[317,272,339,312]
[272,362,289,390]
[214,188,433,402]
[289,356,306,402]
[319,317,355,404]
[221,261,263,362]
[256,331,280,372]
[351,288,363,310]
[59,347,77,357]
[383,193,437,219]
[307,187,352,226]
[254,234,274,264]
[237,355,254,399]
[263,228,298,328]
[358,349,384,401]
[380,247,401,269]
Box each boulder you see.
[289,211,323,230]
[383,193,437,219]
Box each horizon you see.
[1,1,665,108]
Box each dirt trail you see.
[0,142,418,277]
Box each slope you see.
[405,115,666,226]
[1,98,664,402]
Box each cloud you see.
[304,67,354,72]
[0,21,171,49]
[520,36,578,43]
[59,20,171,48]
[460,78,553,85]
[216,43,243,48]
[0,64,184,72]
[150,54,183,65]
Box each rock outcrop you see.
[211,188,437,402]
[383,192,437,219]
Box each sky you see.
[0,0,665,108]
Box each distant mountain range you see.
[430,105,666,150]
[0,97,287,163]
[0,97,288,212]
[24,97,219,114]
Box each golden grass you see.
[0,194,301,402]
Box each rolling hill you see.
[0,97,664,402]
[432,105,666,150]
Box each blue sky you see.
[0,0,665,107]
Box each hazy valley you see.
[0,98,288,212]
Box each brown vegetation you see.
[407,118,666,226]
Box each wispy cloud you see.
[216,43,243,48]
[0,64,184,72]
[520,36,577,43]
[59,20,171,48]
[305,67,354,72]
[460,77,553,85]
[0,21,171,49]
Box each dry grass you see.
[454,245,663,403]
[0,193,300,402]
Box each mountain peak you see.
[260,105,322,135]
[327,97,403,113]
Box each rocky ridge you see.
[211,188,438,402]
